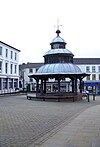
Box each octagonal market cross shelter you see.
[29,29,89,101]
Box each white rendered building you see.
[74,58,100,94]
[0,41,20,94]
[19,63,43,91]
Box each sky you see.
[0,0,100,64]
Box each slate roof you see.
[73,58,100,64]
[50,36,66,43]
[0,41,20,52]
[19,58,100,70]
[37,63,82,74]
[19,63,44,70]
[44,48,73,56]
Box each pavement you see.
[39,102,100,147]
[0,94,100,147]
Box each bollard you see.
[87,93,90,102]
[93,94,95,101]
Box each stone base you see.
[36,92,83,102]
[27,92,83,102]
[74,93,83,101]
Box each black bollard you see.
[93,94,95,101]
[87,93,90,102]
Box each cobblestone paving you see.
[0,95,99,147]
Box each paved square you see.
[0,95,99,147]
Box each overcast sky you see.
[0,0,100,64]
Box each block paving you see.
[0,95,100,147]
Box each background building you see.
[19,63,43,91]
[19,58,100,95]
[74,58,100,94]
[0,41,20,94]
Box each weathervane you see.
[54,19,62,36]
[54,19,62,31]
[57,19,62,30]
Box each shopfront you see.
[84,81,100,95]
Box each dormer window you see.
[53,43,65,49]
[59,44,65,48]
[53,44,60,49]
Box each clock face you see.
[53,44,59,49]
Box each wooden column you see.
[72,78,74,93]
[80,78,82,93]
[58,78,60,92]
[40,79,43,95]
[74,78,77,93]
[44,79,46,93]
[36,79,39,94]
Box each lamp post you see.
[22,69,25,91]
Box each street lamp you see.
[22,69,25,91]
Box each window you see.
[6,49,8,57]
[5,63,8,74]
[98,66,100,72]
[36,68,38,72]
[99,74,100,80]
[14,65,17,74]
[0,46,2,55]
[11,51,13,59]
[30,78,33,82]
[10,64,13,74]
[86,75,90,80]
[15,52,17,60]
[92,74,96,80]
[86,66,90,73]
[92,66,96,72]
[53,44,60,49]
[59,44,64,48]
[29,68,33,73]
[0,61,2,73]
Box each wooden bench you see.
[27,93,36,100]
